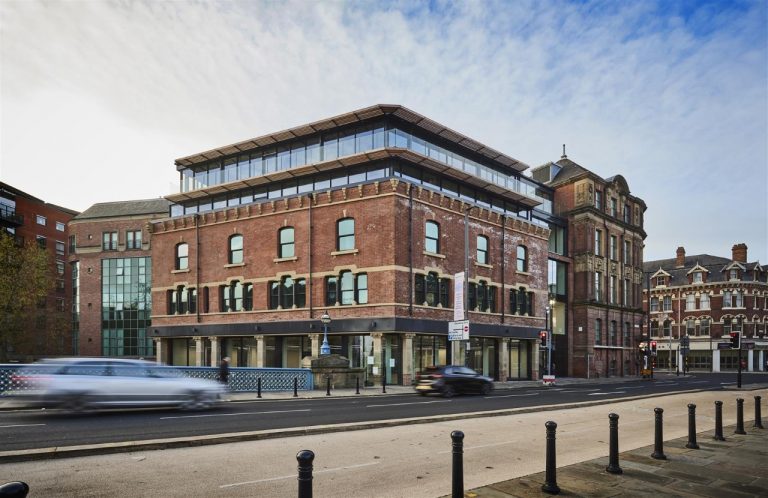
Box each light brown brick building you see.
[150,105,558,385]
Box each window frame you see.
[278,227,295,258]
[126,230,142,250]
[175,243,189,270]
[337,218,355,251]
[102,231,118,251]
[425,221,440,254]
[516,245,528,272]
[477,235,489,265]
[229,234,244,264]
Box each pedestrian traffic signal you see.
[539,331,548,347]
[730,331,741,349]
[650,341,657,355]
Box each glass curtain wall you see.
[101,257,153,357]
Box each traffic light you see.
[650,341,657,355]
[730,332,741,349]
[539,331,548,347]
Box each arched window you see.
[337,218,355,251]
[229,234,243,264]
[516,245,528,272]
[477,235,489,264]
[425,221,439,253]
[278,227,295,258]
[175,243,189,270]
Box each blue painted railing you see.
[0,364,313,394]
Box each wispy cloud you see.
[1,0,765,260]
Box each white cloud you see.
[1,0,765,261]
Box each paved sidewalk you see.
[460,424,768,497]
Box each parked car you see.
[414,365,494,397]
[3,358,226,412]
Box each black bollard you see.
[451,430,464,498]
[382,375,387,394]
[355,376,360,395]
[605,413,622,474]
[685,403,699,449]
[541,421,560,494]
[293,377,298,398]
[651,407,667,460]
[754,396,764,429]
[714,401,725,441]
[326,376,331,396]
[257,377,262,399]
[0,481,29,498]
[735,398,746,434]
[296,450,314,498]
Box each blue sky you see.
[1,0,766,262]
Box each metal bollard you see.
[651,407,667,460]
[326,376,331,396]
[257,377,262,399]
[735,398,746,435]
[296,450,314,498]
[293,377,299,398]
[0,481,30,498]
[605,413,622,474]
[754,396,764,429]
[451,430,464,498]
[714,401,725,441]
[382,375,387,394]
[541,421,560,494]
[355,376,360,395]
[686,403,699,449]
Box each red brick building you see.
[643,243,768,372]
[532,155,647,378]
[150,105,558,385]
[0,182,78,360]
[67,199,169,357]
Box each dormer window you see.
[693,272,703,283]
[729,269,739,280]
[656,276,665,286]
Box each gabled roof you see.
[73,198,171,221]
[644,253,763,286]
[650,267,671,279]
[722,261,746,272]
[174,104,530,174]
[686,263,710,275]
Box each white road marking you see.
[560,388,600,393]
[159,409,310,420]
[488,393,540,398]
[220,461,380,488]
[0,423,46,429]
[623,386,645,389]
[437,440,516,454]
[689,381,709,384]
[587,391,626,396]
[366,400,449,408]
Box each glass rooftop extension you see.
[167,105,552,215]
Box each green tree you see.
[0,234,53,362]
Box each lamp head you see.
[321,311,331,325]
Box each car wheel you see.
[480,383,492,395]
[62,393,90,414]
[442,385,455,398]
[182,391,214,411]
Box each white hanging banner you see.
[453,271,465,321]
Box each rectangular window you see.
[700,293,710,309]
[610,321,617,345]
[68,235,76,253]
[477,235,488,264]
[439,277,449,307]
[56,221,65,232]
[594,229,602,256]
[650,297,659,312]
[468,283,477,311]
[36,235,46,248]
[126,230,142,250]
[56,260,65,275]
[623,278,630,306]
[356,274,368,304]
[594,272,603,301]
[723,290,732,308]
[609,276,617,304]
[610,235,617,260]
[594,190,602,210]
[36,214,46,226]
[325,277,337,307]
[700,319,710,336]
[281,277,295,309]
[414,274,425,305]
[663,295,672,311]
[623,322,630,346]
[102,232,118,251]
[686,319,695,336]
[339,271,354,305]
[425,221,439,254]
[55,240,65,256]
[623,240,631,265]
[686,294,696,310]
[610,198,617,217]
[595,319,602,345]
[623,203,631,224]
[693,272,702,283]
[270,282,280,309]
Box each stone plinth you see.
[301,354,365,389]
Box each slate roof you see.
[73,198,171,220]
[643,254,762,285]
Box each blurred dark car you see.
[414,365,493,397]
[3,358,225,412]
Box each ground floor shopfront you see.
[654,339,768,372]
[152,318,540,386]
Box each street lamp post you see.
[320,310,331,355]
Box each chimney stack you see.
[676,247,686,267]
[732,243,748,263]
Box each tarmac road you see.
[1,387,765,497]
